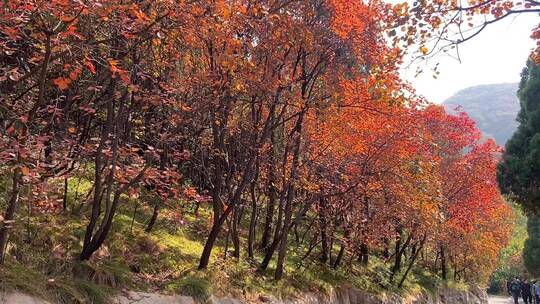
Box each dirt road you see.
[488,296,514,304]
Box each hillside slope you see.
[443,83,520,145]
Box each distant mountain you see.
[443,83,520,146]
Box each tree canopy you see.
[499,61,540,214]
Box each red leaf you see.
[84,57,96,74]
[53,77,71,90]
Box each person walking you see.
[509,278,522,304]
[522,279,533,304]
[534,280,540,304]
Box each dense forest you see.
[0,0,539,303]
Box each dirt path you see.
[488,296,514,304]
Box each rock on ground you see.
[112,291,195,304]
[0,292,52,304]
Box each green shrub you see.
[173,276,211,302]
[0,260,113,304]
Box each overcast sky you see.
[400,13,538,103]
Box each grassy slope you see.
[0,176,456,303]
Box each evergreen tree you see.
[524,216,540,276]
[498,60,540,276]
[498,61,540,214]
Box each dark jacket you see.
[521,282,532,295]
[510,281,521,295]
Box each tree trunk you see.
[440,244,447,281]
[260,235,280,270]
[359,242,369,265]
[274,113,304,280]
[383,237,389,259]
[223,222,231,260]
[260,138,276,249]
[198,130,259,268]
[198,205,233,269]
[274,190,294,280]
[392,236,401,274]
[328,236,335,266]
[232,206,241,259]
[199,129,226,269]
[200,218,222,267]
[0,171,21,263]
[391,232,402,280]
[319,198,329,263]
[145,204,159,233]
[80,163,148,259]
[259,182,286,270]
[298,216,315,247]
[398,235,427,288]
[259,192,289,271]
[391,228,413,282]
[333,244,345,269]
[298,232,320,269]
[247,181,258,259]
[130,203,139,233]
[80,85,116,260]
[62,176,69,212]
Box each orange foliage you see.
[0,0,512,283]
